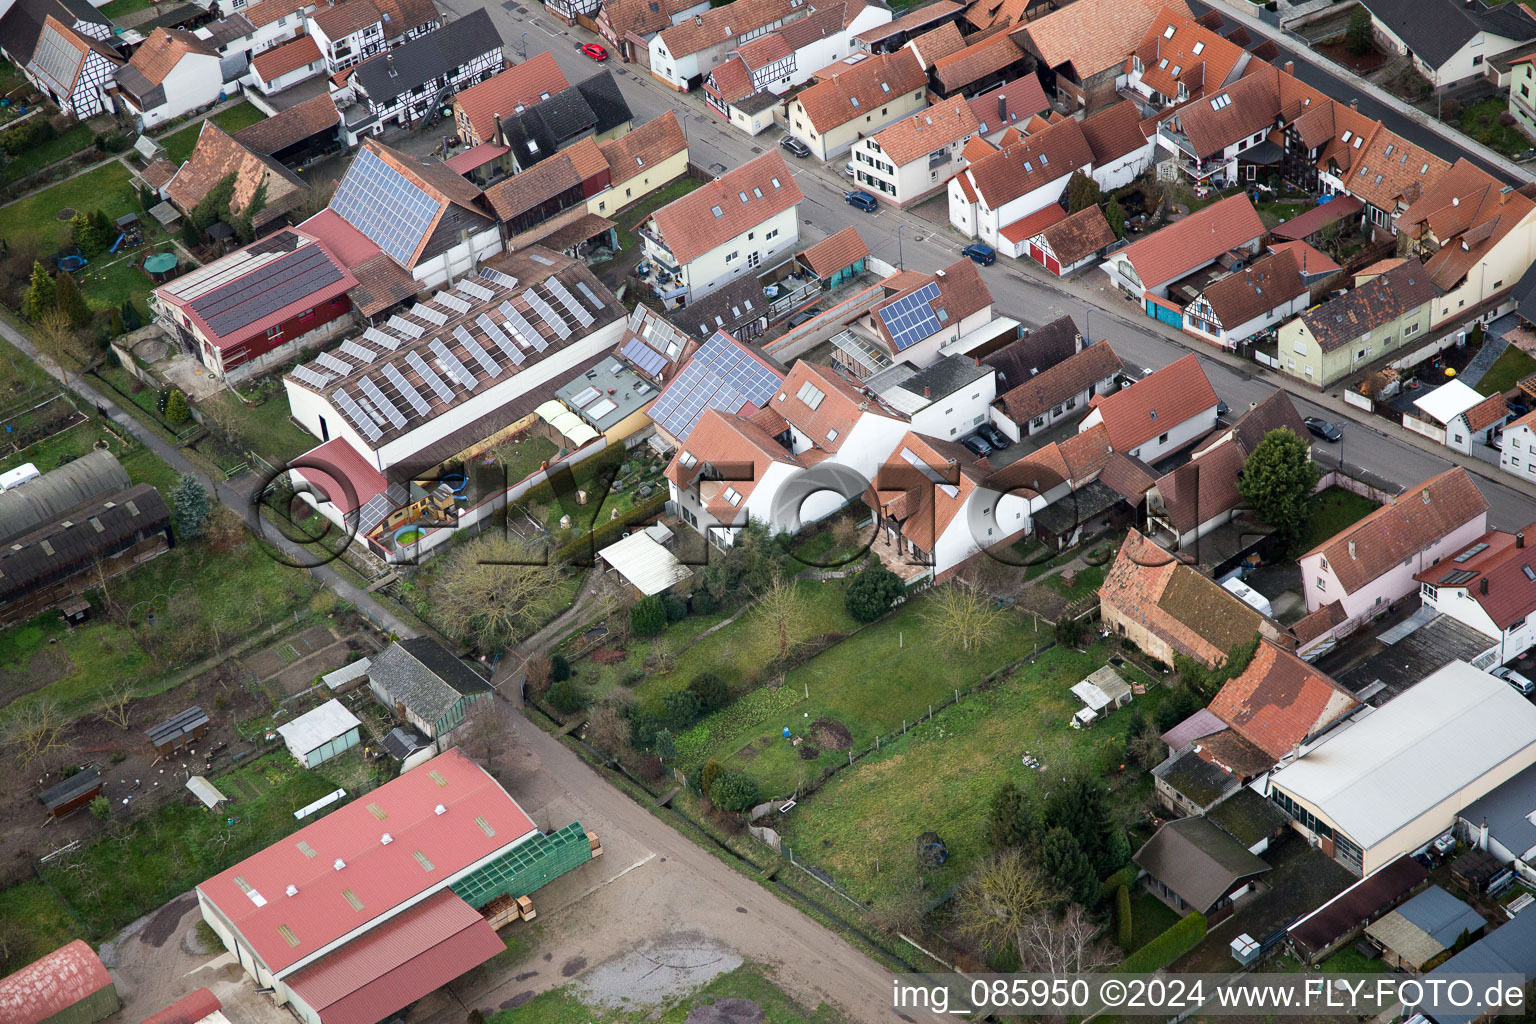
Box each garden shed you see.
[185,776,228,809]
[38,769,102,818]
[0,940,119,1024]
[145,705,209,756]
[1365,885,1485,971]
[1070,665,1132,727]
[597,528,692,598]
[276,699,363,768]
[368,637,493,741]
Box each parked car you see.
[779,136,811,158]
[1494,666,1536,696]
[785,306,821,328]
[1304,417,1342,442]
[580,42,608,60]
[960,434,992,457]
[962,242,996,266]
[844,162,856,178]
[844,190,878,212]
[976,422,1012,450]
[1217,399,1229,417]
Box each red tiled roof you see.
[298,207,382,267]
[1267,239,1340,278]
[794,50,927,134]
[452,53,568,144]
[961,116,1093,209]
[1152,438,1245,535]
[1464,393,1509,431]
[1414,524,1536,631]
[251,33,321,81]
[966,75,1049,135]
[197,749,537,975]
[1040,204,1115,265]
[666,407,801,521]
[444,141,509,174]
[166,122,307,224]
[1272,194,1363,240]
[1132,8,1246,102]
[657,0,798,58]
[875,431,991,551]
[1290,599,1346,645]
[996,339,1122,423]
[235,93,341,156]
[906,21,965,67]
[1196,249,1306,328]
[774,361,883,453]
[293,437,389,511]
[346,251,419,316]
[1402,157,1536,291]
[648,150,802,266]
[998,200,1066,243]
[1116,193,1263,289]
[870,99,979,166]
[309,0,381,39]
[1079,100,1149,165]
[856,0,961,43]
[1018,0,1190,79]
[244,0,314,29]
[707,54,756,104]
[128,27,216,86]
[799,225,869,278]
[598,110,686,187]
[932,30,1023,93]
[1098,450,1157,500]
[0,941,113,1024]
[1208,641,1358,760]
[1304,467,1489,593]
[139,158,178,190]
[140,989,221,1024]
[1086,352,1217,452]
[285,891,503,1024]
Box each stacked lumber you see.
[586,830,603,858]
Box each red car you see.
[580,42,608,61]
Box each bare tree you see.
[5,700,71,768]
[922,580,1006,652]
[524,651,553,699]
[459,698,503,772]
[96,678,138,730]
[1016,903,1117,976]
[430,534,568,654]
[583,704,630,760]
[650,632,676,672]
[951,848,1057,955]
[750,575,816,665]
[197,394,245,450]
[32,308,92,377]
[1127,727,1167,770]
[866,856,929,936]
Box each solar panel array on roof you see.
[407,350,455,404]
[454,324,502,379]
[30,24,82,97]
[649,332,782,441]
[330,146,440,267]
[479,267,519,290]
[546,277,595,328]
[358,376,406,428]
[364,326,401,350]
[291,365,331,389]
[456,280,493,302]
[878,281,943,352]
[429,339,478,388]
[576,281,603,309]
[474,313,524,366]
[316,351,352,375]
[190,245,346,339]
[341,339,377,363]
[501,301,547,351]
[358,482,410,532]
[435,293,471,315]
[411,303,448,325]
[382,363,431,417]
[622,337,667,377]
[388,315,425,338]
[334,388,382,440]
[525,289,571,339]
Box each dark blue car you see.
[962,242,996,266]
[844,190,878,212]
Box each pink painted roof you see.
[293,438,388,513]
[0,941,114,1024]
[445,142,510,174]
[197,749,537,975]
[298,208,383,268]
[140,988,221,1024]
[286,890,503,1024]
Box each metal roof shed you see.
[0,940,119,1024]
[186,776,229,809]
[38,768,102,818]
[145,705,210,756]
[597,530,692,597]
[276,699,364,768]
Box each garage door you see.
[1044,253,1060,275]
[1028,242,1046,268]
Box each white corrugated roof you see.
[597,530,692,596]
[186,775,228,808]
[1412,379,1485,426]
[322,658,371,689]
[276,699,363,754]
[1269,661,1536,849]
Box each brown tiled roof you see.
[1197,249,1306,329]
[874,431,990,551]
[452,53,568,144]
[932,30,1022,93]
[996,340,1122,424]
[1229,388,1308,455]
[310,0,380,38]
[1115,192,1263,289]
[855,0,962,44]
[481,152,583,220]
[1152,438,1245,535]
[799,225,869,278]
[793,49,926,134]
[1195,727,1280,779]
[1079,100,1148,165]
[734,28,792,67]
[1305,466,1489,594]
[1272,193,1363,241]
[1098,451,1157,501]
[774,361,886,453]
[906,21,965,68]
[347,252,419,315]
[602,0,703,40]
[1290,600,1346,645]
[1464,393,1509,431]
[139,158,178,190]
[597,110,686,186]
[647,150,802,266]
[235,93,340,155]
[667,407,802,522]
[373,0,437,33]
[243,0,314,29]
[961,116,1093,209]
[869,99,978,166]
[1208,641,1358,760]
[1133,8,1246,101]
[657,0,798,59]
[1018,0,1190,79]
[564,135,608,180]
[867,257,993,350]
[127,27,215,86]
[166,122,307,223]
[251,33,321,80]
[1413,524,1536,631]
[707,55,756,104]
[961,134,998,163]
[1172,62,1281,158]
[998,202,1066,244]
[1299,261,1436,354]
[1087,352,1217,452]
[1402,157,1535,291]
[1040,204,1114,265]
[966,75,1048,135]
[1340,122,1449,216]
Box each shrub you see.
[1116,885,1133,950]
[1100,863,1139,904]
[691,590,718,615]
[845,564,904,622]
[662,593,687,623]
[662,687,702,731]
[700,759,726,796]
[548,679,583,715]
[633,754,666,782]
[708,771,760,813]
[630,595,667,636]
[163,388,190,425]
[1055,615,1087,647]
[0,116,55,155]
[550,652,572,682]
[688,672,729,712]
[1442,97,1461,122]
[1120,912,1207,972]
[89,795,111,820]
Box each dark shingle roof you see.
[1300,262,1437,354]
[1133,816,1271,913]
[577,69,631,134]
[353,7,501,101]
[1358,0,1536,71]
[368,637,492,727]
[980,314,1080,388]
[0,0,108,67]
[1205,787,1287,848]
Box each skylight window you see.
[723,486,743,506]
[1374,173,1383,185]
[738,191,748,203]
[850,96,860,107]
[1420,162,1429,173]
[679,451,698,467]
[1158,58,1168,69]
[1193,40,1204,54]
[771,176,781,188]
[1341,130,1352,143]
[1171,64,1181,76]
[797,380,826,408]
[711,205,724,218]
[1384,143,1394,157]
[753,187,762,197]
[1164,24,1175,37]
[1023,160,1033,171]
[826,427,838,441]
[1353,137,1362,148]
[1039,154,1048,164]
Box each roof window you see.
[1039,153,1048,164]
[1353,136,1362,148]
[850,96,860,107]
[1158,58,1168,69]
[771,176,781,188]
[1171,64,1181,76]
[1163,23,1175,37]
[739,190,748,203]
[723,486,743,506]
[1192,40,1204,55]
[1384,143,1394,157]
[1341,130,1352,143]
[711,204,724,217]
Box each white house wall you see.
[908,374,995,440]
[1090,138,1153,193]
[134,53,223,127]
[972,170,1082,247]
[1300,513,1489,621]
[658,204,799,301]
[411,225,503,290]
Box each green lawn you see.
[1128,890,1182,952]
[73,247,169,311]
[487,962,845,1024]
[0,124,98,186]
[1458,98,1532,158]
[159,102,268,164]
[1299,487,1380,554]
[0,881,85,975]
[616,178,704,253]
[486,433,559,485]
[692,597,1052,796]
[0,60,23,96]
[199,390,320,464]
[776,643,1162,901]
[99,0,154,16]
[1045,564,1106,603]
[0,162,140,256]
[569,610,734,700]
[1478,344,1536,396]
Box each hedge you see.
[1100,864,1139,904]
[1119,911,1206,973]
[1115,885,1133,950]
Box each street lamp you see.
[519,31,528,59]
[896,223,904,270]
[681,110,692,146]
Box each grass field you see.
[1478,344,1536,397]
[1128,890,1182,952]
[99,0,153,16]
[1299,487,1380,554]
[616,178,703,253]
[572,610,734,699]
[486,962,845,1024]
[0,162,140,255]
[160,102,268,164]
[199,390,319,464]
[775,643,1160,901]
[73,247,168,311]
[1458,98,1532,158]
[0,879,86,974]
[0,124,99,186]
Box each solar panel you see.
[435,293,471,315]
[479,267,519,290]
[501,301,547,351]
[525,289,571,339]
[358,492,394,533]
[878,282,943,352]
[363,327,400,350]
[649,332,782,441]
[429,339,478,389]
[456,280,493,302]
[316,351,352,375]
[546,276,595,327]
[341,339,378,364]
[406,351,455,405]
[455,324,502,379]
[382,363,431,418]
[387,315,424,338]
[576,281,604,309]
[410,303,448,326]
[330,147,440,268]
[475,313,525,365]
[291,365,331,389]
[358,376,406,429]
[334,389,382,440]
[622,337,667,377]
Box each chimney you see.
[997,94,1006,122]
[1284,60,1294,76]
[1480,577,1489,595]
[387,52,396,76]
[923,385,931,397]
[1348,539,1357,559]
[1074,332,1085,351]
[434,803,447,815]
[1519,532,1525,548]
[1480,819,1490,850]
[381,832,393,844]
[1349,98,1358,109]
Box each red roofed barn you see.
[0,940,118,1024]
